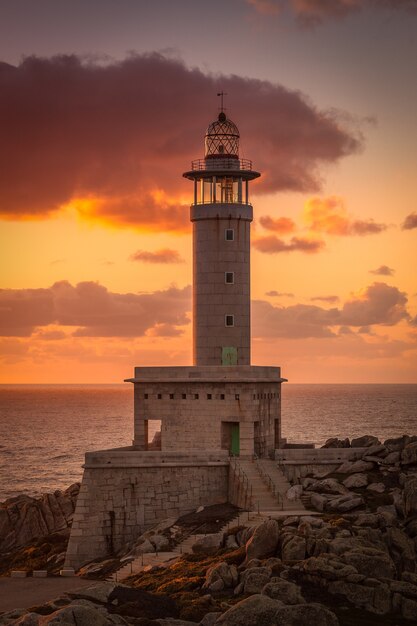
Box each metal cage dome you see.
[204,112,240,159]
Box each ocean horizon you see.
[1,383,416,501]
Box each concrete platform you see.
[0,577,93,613]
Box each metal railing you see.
[191,158,253,171]
[255,459,284,510]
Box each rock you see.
[402,442,417,465]
[326,494,364,513]
[225,535,238,549]
[382,451,401,465]
[384,435,412,452]
[302,555,358,580]
[245,520,279,563]
[342,473,368,489]
[377,505,398,526]
[307,479,347,495]
[385,527,416,573]
[214,594,283,625]
[310,494,327,512]
[353,513,379,527]
[365,444,387,457]
[11,615,40,626]
[107,587,177,620]
[327,580,390,615]
[242,567,272,594]
[40,605,110,625]
[68,582,118,604]
[274,603,339,626]
[203,562,238,592]
[366,483,385,493]
[262,579,305,604]
[322,438,350,448]
[157,620,198,626]
[192,534,223,555]
[151,534,170,551]
[0,484,79,552]
[403,476,417,518]
[286,485,303,501]
[342,548,396,579]
[134,538,155,554]
[336,460,374,474]
[281,534,306,561]
[200,613,222,626]
[351,435,381,448]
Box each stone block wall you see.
[64,450,229,570]
[129,366,284,458]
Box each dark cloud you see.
[130,248,184,264]
[252,281,410,338]
[0,281,191,337]
[311,295,340,303]
[370,265,395,276]
[0,54,362,229]
[253,235,325,254]
[402,212,417,230]
[259,215,296,234]
[265,291,295,297]
[247,0,417,24]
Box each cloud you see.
[130,248,184,264]
[0,281,191,337]
[265,291,294,297]
[253,235,325,254]
[402,212,417,230]
[0,54,362,230]
[304,196,387,236]
[247,0,417,25]
[259,215,296,234]
[252,281,410,338]
[311,295,340,303]
[370,265,395,276]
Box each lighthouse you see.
[183,106,260,367]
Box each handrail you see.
[230,457,254,510]
[256,460,284,511]
[191,158,253,171]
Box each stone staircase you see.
[236,458,306,514]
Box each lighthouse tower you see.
[183,108,260,367]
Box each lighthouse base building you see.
[64,108,286,570]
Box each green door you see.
[231,423,240,456]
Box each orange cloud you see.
[259,215,296,234]
[247,0,417,24]
[370,265,395,276]
[0,54,362,231]
[130,248,184,264]
[253,234,325,254]
[303,196,387,236]
[0,281,191,337]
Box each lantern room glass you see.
[194,176,248,205]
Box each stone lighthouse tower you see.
[183,108,260,367]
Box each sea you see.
[0,384,416,501]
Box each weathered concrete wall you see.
[64,450,229,570]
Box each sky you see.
[0,0,416,383]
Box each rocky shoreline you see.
[1,434,417,625]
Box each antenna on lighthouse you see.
[217,91,227,114]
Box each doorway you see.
[221,421,240,456]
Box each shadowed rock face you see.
[0,484,79,553]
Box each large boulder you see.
[403,476,417,518]
[302,555,358,581]
[192,534,223,555]
[385,527,416,573]
[306,479,347,496]
[343,473,368,489]
[214,594,283,626]
[322,438,350,449]
[342,548,396,579]
[326,494,364,513]
[384,435,417,452]
[327,580,390,615]
[40,605,111,625]
[272,603,339,626]
[280,534,306,561]
[245,520,279,563]
[402,442,417,466]
[351,435,381,448]
[286,485,303,501]
[203,561,238,592]
[262,579,305,604]
[242,567,272,594]
[336,460,374,475]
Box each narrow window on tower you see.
[225,228,234,241]
[225,272,234,284]
[225,314,234,327]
